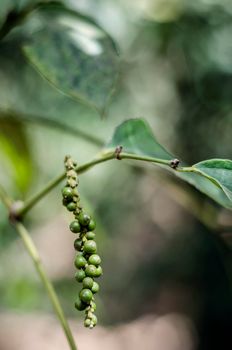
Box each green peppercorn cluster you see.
[62,156,102,329]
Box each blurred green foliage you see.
[0,1,232,349]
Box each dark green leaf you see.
[22,5,119,115]
[0,39,93,124]
[106,118,173,160]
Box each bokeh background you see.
[1,0,232,349]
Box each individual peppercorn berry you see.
[78,212,91,226]
[91,302,97,311]
[79,289,93,304]
[91,281,99,294]
[67,169,77,180]
[74,238,82,251]
[67,178,77,188]
[72,196,79,203]
[62,197,70,207]
[75,298,86,311]
[72,187,79,197]
[88,219,96,231]
[86,232,95,240]
[62,186,73,200]
[94,266,103,277]
[91,314,97,326]
[67,202,76,211]
[85,264,97,277]
[84,319,91,328]
[88,254,101,266]
[87,311,94,320]
[75,270,86,282]
[70,220,81,233]
[74,255,87,269]
[83,240,97,254]
[82,277,94,289]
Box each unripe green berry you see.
[62,198,70,206]
[83,277,94,289]
[88,219,96,231]
[74,238,82,251]
[70,220,81,233]
[62,187,73,200]
[75,298,86,311]
[67,178,77,188]
[74,255,87,269]
[72,188,79,197]
[91,281,99,294]
[85,265,97,277]
[78,212,91,226]
[67,202,76,211]
[67,169,77,179]
[94,266,103,277]
[87,311,94,319]
[72,196,79,203]
[84,319,91,327]
[88,254,101,266]
[75,270,86,282]
[91,302,97,311]
[91,314,97,326]
[83,240,97,254]
[86,232,95,240]
[79,288,93,303]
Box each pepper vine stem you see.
[16,151,173,218]
[0,190,77,350]
[14,222,77,350]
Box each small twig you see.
[15,151,174,217]
[15,151,173,217]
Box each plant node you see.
[170,158,180,169]
[115,145,123,160]
[9,201,24,223]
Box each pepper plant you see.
[0,1,232,350]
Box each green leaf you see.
[107,118,173,160]
[194,160,232,192]
[177,168,232,209]
[106,118,232,209]
[0,118,33,194]
[22,5,119,115]
[0,39,95,126]
[191,159,232,205]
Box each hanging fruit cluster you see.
[62,156,102,329]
